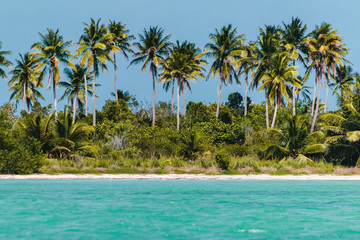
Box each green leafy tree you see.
[205,24,244,119]
[130,26,171,126]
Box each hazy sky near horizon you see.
[1,0,360,113]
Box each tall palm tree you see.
[281,17,307,116]
[237,42,257,116]
[59,65,94,124]
[205,24,244,119]
[160,41,206,130]
[0,42,11,78]
[31,29,73,117]
[76,18,112,126]
[8,53,44,112]
[108,20,134,101]
[253,25,282,128]
[323,36,349,112]
[130,26,171,126]
[259,53,300,128]
[331,65,358,99]
[303,23,346,132]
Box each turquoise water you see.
[1,180,360,239]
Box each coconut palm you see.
[31,29,73,117]
[0,42,11,78]
[107,20,134,101]
[130,26,171,126]
[160,41,206,130]
[252,25,282,128]
[59,65,94,124]
[259,53,300,127]
[303,23,346,132]
[8,53,45,112]
[329,65,358,106]
[237,42,257,116]
[281,17,307,116]
[205,24,244,119]
[76,18,113,126]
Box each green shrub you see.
[215,150,230,170]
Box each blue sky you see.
[1,0,360,113]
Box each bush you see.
[215,150,230,170]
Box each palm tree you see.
[0,42,11,78]
[281,17,307,116]
[130,26,171,126]
[259,53,300,127]
[160,41,206,130]
[237,42,257,116]
[108,20,134,101]
[205,24,244,119]
[303,23,346,132]
[18,112,54,155]
[53,106,96,158]
[31,29,73,117]
[111,89,138,107]
[266,114,325,162]
[330,65,358,102]
[8,53,44,112]
[76,18,113,126]
[253,25,282,128]
[59,65,94,124]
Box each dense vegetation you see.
[1,17,360,174]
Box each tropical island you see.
[0,17,359,175]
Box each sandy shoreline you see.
[1,174,360,180]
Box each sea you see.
[1,180,360,239]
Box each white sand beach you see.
[1,174,360,180]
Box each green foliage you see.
[215,150,230,170]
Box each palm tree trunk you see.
[311,69,322,133]
[216,79,223,119]
[244,72,248,116]
[113,53,118,102]
[271,101,278,128]
[171,79,174,113]
[92,70,96,126]
[183,86,187,118]
[324,84,329,113]
[311,81,317,116]
[177,82,180,131]
[22,84,26,112]
[292,60,296,116]
[72,94,77,124]
[265,90,269,129]
[152,74,156,126]
[84,74,88,116]
[53,74,57,118]
[292,84,296,116]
